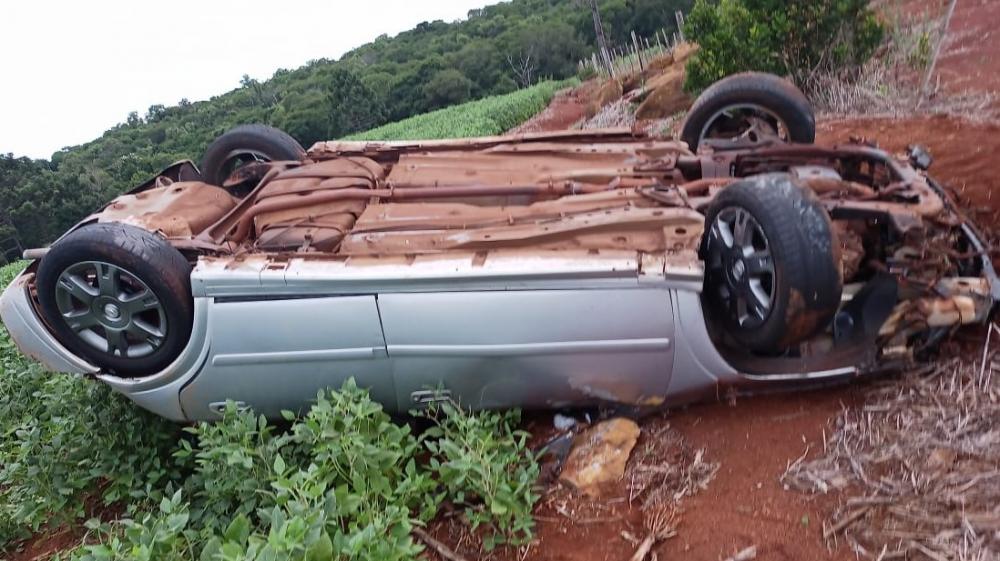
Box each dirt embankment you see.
[480,10,1000,558]
[934,0,1000,110]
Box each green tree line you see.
[0,0,690,250]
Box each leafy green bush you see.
[0,261,184,547]
[683,0,885,92]
[1,264,539,559]
[175,406,289,539]
[421,404,539,550]
[62,385,538,561]
[346,79,578,141]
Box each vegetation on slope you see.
[682,0,884,92]
[347,79,577,140]
[0,0,691,251]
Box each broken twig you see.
[413,528,472,561]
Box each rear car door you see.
[377,288,675,411]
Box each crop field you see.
[0,260,540,560]
[345,79,578,141]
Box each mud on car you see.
[2,73,997,421]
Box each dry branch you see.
[721,545,758,561]
[782,346,1000,559]
[414,527,473,561]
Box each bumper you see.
[0,269,99,375]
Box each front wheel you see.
[36,223,194,377]
[701,174,842,352]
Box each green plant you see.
[345,79,578,141]
[176,405,291,539]
[420,403,540,550]
[70,489,197,561]
[682,0,885,92]
[1,261,184,548]
[3,257,539,559]
[908,30,933,69]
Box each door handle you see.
[410,389,452,405]
[208,401,251,416]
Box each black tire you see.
[36,223,194,377]
[701,173,841,352]
[199,124,305,186]
[681,72,815,151]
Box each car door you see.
[179,295,391,419]
[377,288,675,411]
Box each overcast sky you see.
[0,0,494,160]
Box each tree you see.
[502,21,587,85]
[455,41,504,97]
[683,0,884,92]
[274,66,385,145]
[423,69,474,110]
[507,51,537,87]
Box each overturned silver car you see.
[2,73,997,421]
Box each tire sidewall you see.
[199,125,305,186]
[36,223,193,377]
[702,174,841,351]
[682,73,816,151]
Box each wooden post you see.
[589,0,615,78]
[631,31,644,72]
[918,0,957,107]
[675,11,686,43]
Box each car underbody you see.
[97,128,999,353]
[3,124,998,420]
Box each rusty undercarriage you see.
[3,114,998,421]
[83,128,998,373]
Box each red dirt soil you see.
[436,75,1000,561]
[935,0,1000,108]
[655,389,860,561]
[509,86,592,134]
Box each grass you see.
[345,79,578,141]
[0,266,540,560]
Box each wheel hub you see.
[103,303,122,320]
[54,261,167,358]
[730,258,746,281]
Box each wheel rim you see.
[220,149,271,181]
[697,104,789,146]
[54,262,167,358]
[705,207,776,329]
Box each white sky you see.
[0,0,494,160]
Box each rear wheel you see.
[701,174,841,352]
[199,124,305,186]
[681,72,815,151]
[36,223,194,377]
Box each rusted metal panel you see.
[80,131,996,364]
[93,182,237,238]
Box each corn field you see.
[345,79,578,141]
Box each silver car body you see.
[3,248,762,420]
[3,129,996,421]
